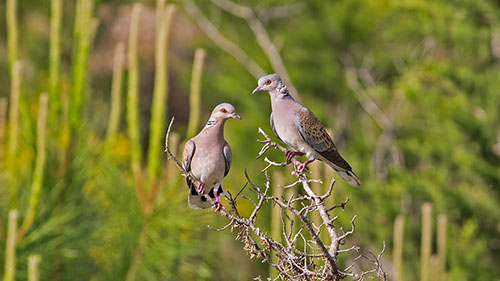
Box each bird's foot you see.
[296,158,315,174]
[197,182,205,194]
[212,192,225,212]
[285,150,304,163]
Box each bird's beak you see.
[231,113,242,119]
[252,86,261,94]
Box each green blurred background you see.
[0,0,499,280]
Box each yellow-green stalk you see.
[28,254,41,281]
[6,0,19,73]
[106,43,125,144]
[2,210,18,281]
[164,132,181,196]
[7,61,21,208]
[127,3,146,210]
[269,171,284,279]
[186,48,206,139]
[146,4,176,208]
[49,0,62,124]
[70,0,94,132]
[437,214,447,279]
[421,203,432,281]
[393,216,404,281]
[0,98,8,165]
[156,0,166,37]
[17,94,49,242]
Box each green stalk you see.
[127,3,146,210]
[269,172,284,279]
[420,203,432,281]
[437,214,447,280]
[156,0,166,37]
[186,48,206,138]
[7,61,22,208]
[6,0,19,73]
[0,98,8,165]
[70,0,94,132]
[49,0,62,124]
[393,216,404,281]
[105,43,125,144]
[28,254,41,281]
[17,94,49,243]
[2,210,18,281]
[146,4,176,209]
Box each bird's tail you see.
[188,185,212,209]
[187,183,228,209]
[335,169,362,187]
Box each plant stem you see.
[0,98,8,166]
[7,61,21,209]
[186,48,206,139]
[6,0,19,73]
[437,214,447,280]
[393,215,404,281]
[17,94,49,243]
[146,4,176,212]
[269,171,284,279]
[28,254,41,281]
[49,0,62,125]
[127,3,147,210]
[106,43,125,144]
[2,210,18,281]
[70,0,94,133]
[421,203,432,281]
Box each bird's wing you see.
[182,139,196,188]
[270,112,284,143]
[223,142,232,177]
[294,108,352,171]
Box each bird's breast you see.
[190,145,225,188]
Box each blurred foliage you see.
[1,0,500,280]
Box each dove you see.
[252,74,361,187]
[182,103,241,211]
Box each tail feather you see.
[187,183,228,209]
[335,169,362,187]
[188,186,212,209]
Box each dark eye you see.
[220,108,227,113]
[266,79,272,85]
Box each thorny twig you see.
[164,118,386,280]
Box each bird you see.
[182,103,241,211]
[252,74,361,187]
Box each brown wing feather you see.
[294,108,352,171]
[182,139,196,189]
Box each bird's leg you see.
[212,192,224,212]
[197,182,205,194]
[296,158,315,174]
[285,150,304,163]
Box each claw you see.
[296,158,315,174]
[197,182,205,194]
[212,191,225,212]
[285,150,304,163]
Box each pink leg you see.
[296,158,315,174]
[212,191,225,212]
[285,150,304,163]
[197,182,205,194]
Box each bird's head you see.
[252,73,281,94]
[210,103,241,121]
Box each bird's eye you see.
[266,79,272,85]
[220,108,227,113]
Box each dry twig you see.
[164,118,386,280]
